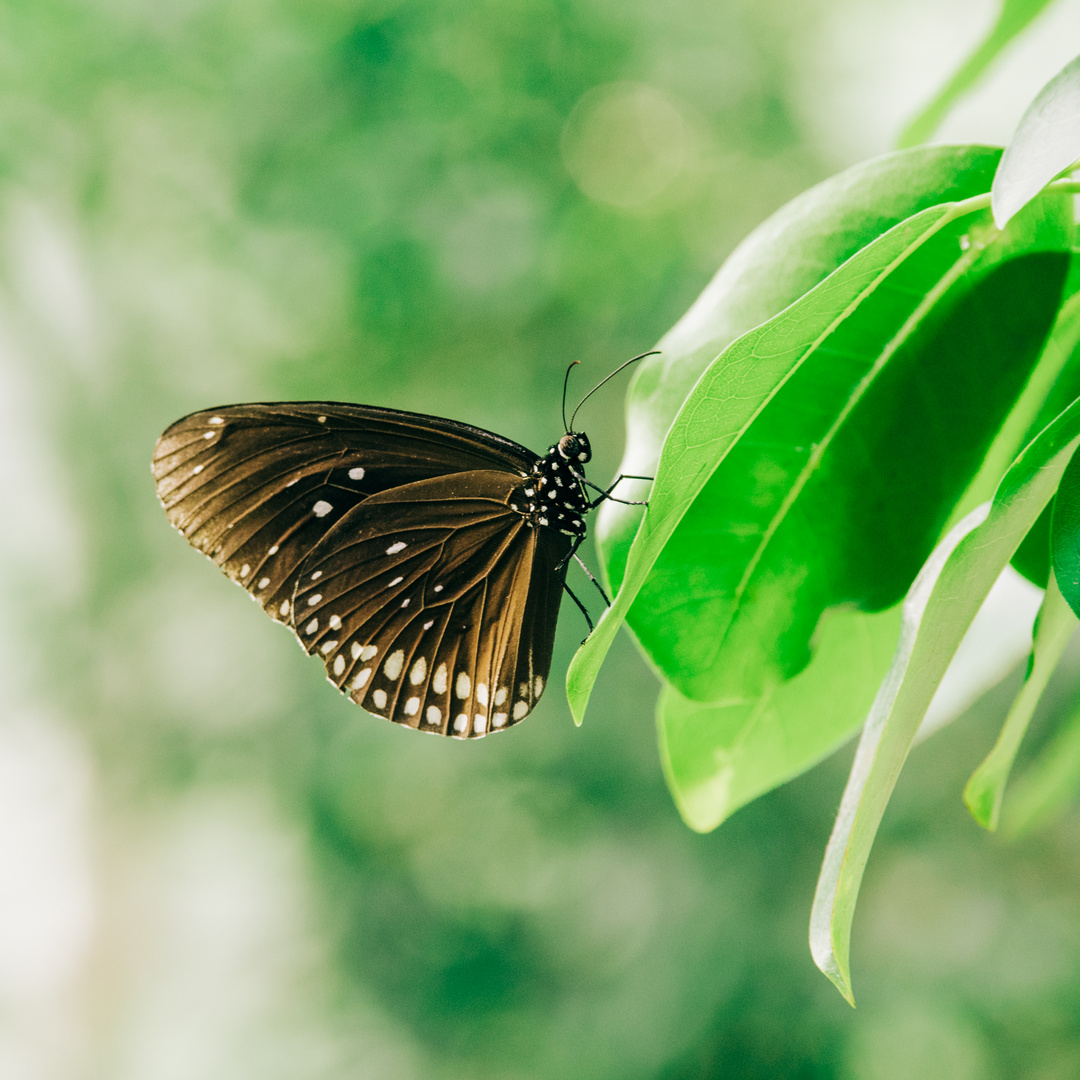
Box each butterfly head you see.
[557,431,591,464]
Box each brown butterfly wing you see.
[292,471,574,736]
[151,402,536,629]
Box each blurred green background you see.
[5,0,1080,1077]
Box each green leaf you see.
[658,607,901,833]
[569,199,960,725]
[809,398,1080,1005]
[992,53,1080,228]
[898,0,1058,149]
[963,574,1077,829]
[1001,692,1080,837]
[1052,439,1080,615]
[627,205,1068,702]
[599,147,1003,587]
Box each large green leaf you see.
[579,151,1008,730]
[898,0,1059,149]
[639,236,1067,705]
[809,398,1080,1005]
[574,172,1071,730]
[571,176,1071,728]
[598,147,1004,586]
[570,202,959,725]
[993,53,1080,228]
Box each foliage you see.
[576,26,1080,1002]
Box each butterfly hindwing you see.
[291,471,574,736]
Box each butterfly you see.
[151,356,654,738]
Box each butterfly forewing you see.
[152,401,582,737]
[151,402,536,628]
[292,471,574,736]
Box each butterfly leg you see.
[583,474,653,509]
[555,533,611,622]
[562,581,595,637]
[572,552,610,606]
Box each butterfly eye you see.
[558,433,590,462]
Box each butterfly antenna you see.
[568,351,660,431]
[561,360,580,433]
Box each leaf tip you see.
[962,769,1000,831]
[565,650,590,726]
[812,945,856,1007]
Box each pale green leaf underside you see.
[992,52,1080,228]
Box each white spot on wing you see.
[494,687,507,706]
[308,593,322,606]
[240,564,250,578]
[493,713,508,727]
[193,464,204,474]
[513,701,528,720]
[333,655,345,677]
[349,466,365,480]
[433,663,447,694]
[476,683,488,707]
[410,657,427,685]
[360,645,377,661]
[534,676,544,697]
[209,417,224,425]
[352,669,371,689]
[473,715,486,734]
[455,672,471,700]
[258,577,271,590]
[203,431,215,440]
[453,714,468,733]
[423,620,434,630]
[400,597,410,608]
[426,705,441,725]
[320,640,338,655]
[310,570,322,581]
[279,600,290,617]
[328,615,341,630]
[313,500,333,518]
[433,584,443,593]
[384,650,404,680]
[386,541,407,555]
[372,689,387,709]
[268,545,279,555]
[388,576,404,588]
[305,618,319,634]
[404,697,419,716]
